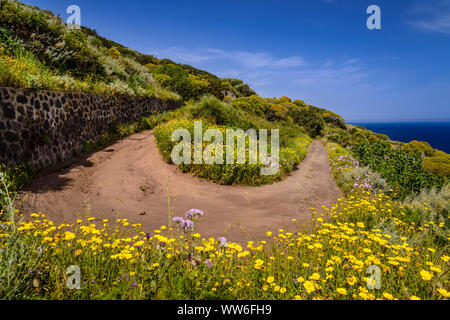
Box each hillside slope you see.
[1,0,448,195]
[0,0,254,101]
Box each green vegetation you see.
[154,97,307,185]
[0,171,449,300]
[0,163,34,216]
[323,122,449,200]
[231,96,328,138]
[1,0,449,301]
[326,142,449,247]
[0,1,341,188]
[351,142,444,199]
[327,143,390,195]
[404,141,435,157]
[423,151,450,179]
[0,0,253,102]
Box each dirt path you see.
[19,131,341,242]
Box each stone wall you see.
[0,86,182,169]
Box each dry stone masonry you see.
[0,86,181,169]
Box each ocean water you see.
[350,122,450,153]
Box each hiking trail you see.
[20,131,342,242]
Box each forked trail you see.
[19,131,342,242]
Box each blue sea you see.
[350,122,450,154]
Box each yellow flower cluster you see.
[1,188,448,300]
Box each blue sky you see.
[23,0,450,122]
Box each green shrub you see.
[154,119,301,185]
[404,141,435,157]
[351,142,444,198]
[156,63,198,101]
[424,152,450,178]
[0,0,180,100]
[403,183,450,229]
[339,166,390,194]
[231,95,268,117]
[191,96,262,130]
[265,103,290,122]
[322,110,346,128]
[0,26,26,55]
[293,99,306,107]
[278,96,292,103]
[109,47,121,59]
[288,107,325,138]
[351,130,370,145]
[222,78,257,97]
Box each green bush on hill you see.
[230,96,328,138]
[423,151,450,178]
[351,141,444,198]
[404,141,435,157]
[231,95,268,117]
[154,118,300,186]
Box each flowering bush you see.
[154,119,301,186]
[327,143,378,194]
[0,189,448,300]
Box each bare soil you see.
[19,131,341,242]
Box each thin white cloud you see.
[153,47,306,69]
[146,46,401,120]
[148,45,380,101]
[414,13,450,34]
[410,0,450,34]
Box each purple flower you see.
[204,259,213,268]
[131,282,138,288]
[218,237,228,248]
[183,219,194,229]
[172,217,185,225]
[185,209,204,219]
[173,216,194,231]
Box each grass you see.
[0,0,255,102]
[0,45,179,100]
[0,163,34,216]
